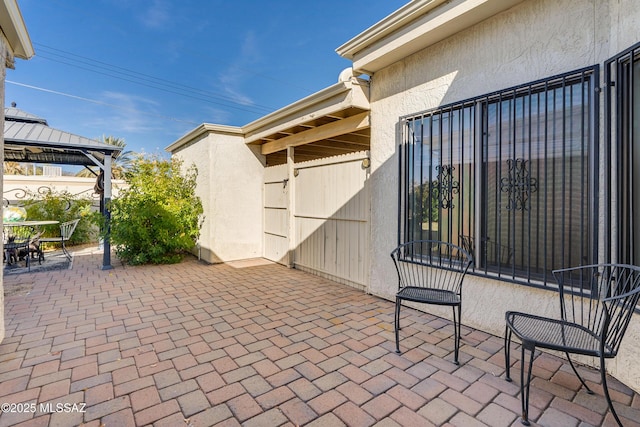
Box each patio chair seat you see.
[506,312,609,356]
[504,264,640,426]
[397,286,460,306]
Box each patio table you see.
[4,220,60,268]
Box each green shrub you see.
[106,156,203,265]
[23,190,96,246]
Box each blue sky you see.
[6,1,404,158]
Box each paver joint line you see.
[0,247,638,426]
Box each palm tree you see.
[3,162,26,175]
[76,135,135,179]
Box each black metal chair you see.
[391,240,472,364]
[39,219,80,260]
[4,235,31,271]
[505,264,640,426]
[3,225,36,271]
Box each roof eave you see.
[166,71,371,153]
[165,123,243,153]
[336,0,449,60]
[243,77,370,144]
[0,0,34,60]
[337,0,525,75]
[243,80,352,134]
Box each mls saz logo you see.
[39,402,87,413]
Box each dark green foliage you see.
[107,156,203,265]
[23,190,95,245]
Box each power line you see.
[35,42,314,100]
[36,53,272,116]
[33,44,276,115]
[6,80,202,126]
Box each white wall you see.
[3,175,126,203]
[172,131,265,263]
[368,0,640,392]
[1,32,8,344]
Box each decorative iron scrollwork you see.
[500,158,538,211]
[435,165,459,209]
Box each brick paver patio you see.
[1,246,639,426]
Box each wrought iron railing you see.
[3,185,101,211]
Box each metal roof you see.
[4,107,122,166]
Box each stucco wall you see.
[3,175,127,202]
[1,33,8,344]
[172,131,265,263]
[368,0,640,392]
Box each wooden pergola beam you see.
[261,112,370,155]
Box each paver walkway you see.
[1,246,639,426]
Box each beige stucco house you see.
[0,0,34,343]
[169,0,640,393]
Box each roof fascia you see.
[4,139,121,153]
[336,0,448,60]
[0,0,34,59]
[165,123,243,153]
[243,80,352,134]
[243,77,370,144]
[337,0,525,74]
[166,73,371,152]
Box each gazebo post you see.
[101,153,112,270]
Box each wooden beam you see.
[261,112,370,155]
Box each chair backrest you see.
[459,234,513,268]
[391,240,473,295]
[553,264,640,357]
[60,219,80,240]
[459,235,474,258]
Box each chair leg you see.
[394,298,402,354]
[452,304,461,365]
[62,241,71,260]
[565,352,593,394]
[600,355,623,427]
[505,326,512,382]
[519,344,535,426]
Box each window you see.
[400,67,598,287]
[606,41,640,266]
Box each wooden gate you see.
[263,164,290,265]
[263,152,370,290]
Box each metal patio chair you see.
[391,240,472,364]
[39,219,80,261]
[505,264,640,426]
[3,224,46,267]
[4,235,32,271]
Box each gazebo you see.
[3,105,122,269]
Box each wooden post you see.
[287,146,296,268]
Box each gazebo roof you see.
[3,107,122,166]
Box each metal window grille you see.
[606,41,640,267]
[400,66,598,289]
[399,102,476,247]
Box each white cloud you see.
[215,31,261,108]
[87,91,162,134]
[201,106,233,125]
[140,0,171,29]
